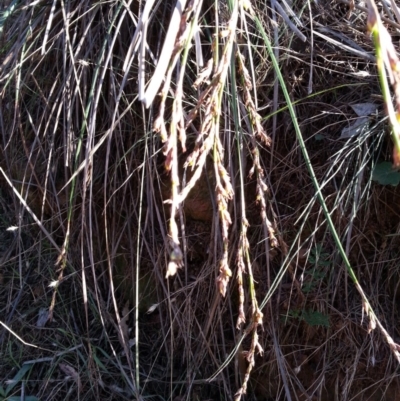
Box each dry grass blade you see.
[1,0,400,400]
[141,0,188,107]
[273,0,306,42]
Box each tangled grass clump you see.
[1,0,400,400]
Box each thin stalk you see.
[252,12,400,362]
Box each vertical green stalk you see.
[251,10,400,362]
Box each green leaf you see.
[5,364,33,395]
[302,282,315,294]
[92,352,108,373]
[302,310,330,327]
[372,162,400,186]
[0,385,6,397]
[8,397,39,401]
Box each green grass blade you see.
[5,363,33,396]
[0,0,19,34]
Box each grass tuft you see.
[1,0,400,400]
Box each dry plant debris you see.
[1,0,400,400]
